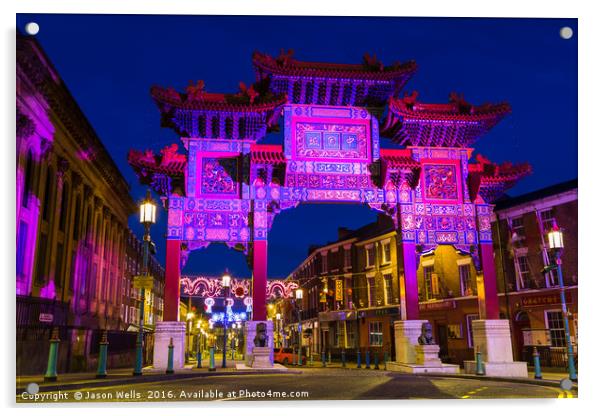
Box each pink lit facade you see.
[16,35,165,374]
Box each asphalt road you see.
[17,368,574,403]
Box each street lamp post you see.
[221,273,231,368]
[134,190,156,376]
[186,311,194,363]
[276,313,282,348]
[547,221,577,381]
[295,288,303,366]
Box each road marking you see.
[461,395,471,399]
[558,391,574,399]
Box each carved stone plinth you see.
[393,320,428,364]
[415,344,442,367]
[463,319,528,377]
[250,346,272,369]
[153,321,186,370]
[244,320,274,368]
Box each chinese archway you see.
[128,50,531,370]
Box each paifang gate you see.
[128,50,531,370]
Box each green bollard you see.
[96,330,109,379]
[341,349,346,368]
[365,350,370,369]
[321,350,326,367]
[357,350,361,368]
[328,351,331,365]
[475,347,485,376]
[197,349,202,369]
[309,351,313,366]
[374,351,380,370]
[166,337,174,374]
[44,327,60,382]
[533,347,542,380]
[384,350,389,364]
[208,347,216,372]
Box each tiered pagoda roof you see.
[127,144,186,196]
[467,155,532,203]
[150,79,286,141]
[381,92,511,147]
[253,50,417,108]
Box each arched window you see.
[42,167,55,221]
[22,151,34,207]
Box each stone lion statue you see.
[254,323,269,347]
[418,322,435,345]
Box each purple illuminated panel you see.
[295,122,368,160]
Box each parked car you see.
[273,347,307,365]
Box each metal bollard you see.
[166,337,174,374]
[96,330,109,379]
[328,351,332,364]
[341,349,346,368]
[321,350,326,367]
[310,352,313,366]
[197,349,202,369]
[533,347,542,379]
[384,350,389,364]
[374,351,380,370]
[44,327,60,382]
[365,350,371,369]
[475,346,484,376]
[208,347,216,371]
[357,350,361,368]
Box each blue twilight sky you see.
[16,14,577,278]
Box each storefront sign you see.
[38,313,53,323]
[335,280,343,301]
[521,293,573,307]
[419,300,456,312]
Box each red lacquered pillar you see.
[164,239,181,322]
[401,241,419,320]
[480,242,500,320]
[252,239,268,321]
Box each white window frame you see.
[368,321,383,346]
[365,244,375,268]
[382,240,391,264]
[544,309,567,348]
[511,216,526,238]
[540,208,555,231]
[344,247,352,269]
[459,264,473,296]
[514,253,531,290]
[383,273,393,305]
[424,266,436,300]
[366,275,376,307]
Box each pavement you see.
[16,356,577,401]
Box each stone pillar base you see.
[244,320,274,368]
[415,344,442,366]
[250,346,272,368]
[153,321,186,371]
[463,319,527,377]
[389,320,460,374]
[393,319,427,364]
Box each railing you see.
[16,295,69,327]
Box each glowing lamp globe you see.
[139,190,156,224]
[295,288,303,300]
[186,312,194,321]
[221,273,231,288]
[547,221,564,250]
[276,313,281,320]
